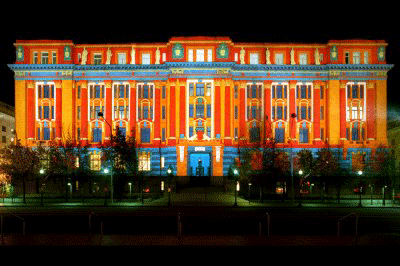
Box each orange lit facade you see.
[8,37,393,177]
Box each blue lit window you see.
[92,128,102,142]
[275,128,284,143]
[196,83,204,96]
[141,128,150,143]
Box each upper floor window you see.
[51,52,57,64]
[345,52,350,64]
[33,52,39,64]
[90,85,105,99]
[196,49,204,62]
[272,85,287,99]
[41,52,49,64]
[142,53,150,64]
[38,84,55,99]
[364,51,369,64]
[297,85,312,99]
[93,53,102,64]
[250,53,259,64]
[347,84,364,99]
[353,52,360,64]
[275,53,284,65]
[299,53,308,65]
[118,53,126,64]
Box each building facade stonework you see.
[8,37,394,179]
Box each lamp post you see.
[104,168,113,204]
[167,165,173,207]
[248,183,252,204]
[98,112,114,205]
[128,182,132,200]
[233,168,239,207]
[358,170,363,207]
[39,169,45,206]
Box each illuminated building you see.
[0,101,15,148]
[8,37,393,182]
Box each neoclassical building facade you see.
[8,37,393,178]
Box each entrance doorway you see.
[188,153,211,186]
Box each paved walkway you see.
[0,187,398,207]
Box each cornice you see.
[8,63,394,73]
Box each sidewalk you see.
[1,189,398,208]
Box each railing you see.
[338,212,358,237]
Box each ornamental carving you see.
[217,43,229,59]
[172,43,184,59]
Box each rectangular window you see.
[320,128,324,140]
[162,128,166,142]
[276,85,283,98]
[353,52,360,64]
[320,106,324,120]
[364,51,369,64]
[275,53,284,65]
[188,49,194,62]
[299,53,308,65]
[345,52,350,64]
[33,52,38,64]
[41,52,49,64]
[77,106,81,119]
[196,49,204,62]
[138,152,151,171]
[143,106,149,119]
[207,104,211,118]
[141,128,151,143]
[234,106,238,119]
[320,86,324,99]
[90,154,101,171]
[119,85,125,98]
[275,128,285,143]
[162,106,166,119]
[251,85,257,98]
[196,83,204,96]
[52,52,57,64]
[252,106,257,119]
[196,104,204,118]
[143,85,149,98]
[142,53,150,64]
[301,106,306,120]
[207,127,211,137]
[92,128,102,142]
[189,126,193,137]
[43,106,50,119]
[234,85,238,98]
[207,49,213,62]
[119,106,125,119]
[118,53,126,64]
[250,53,259,64]
[162,86,166,99]
[299,128,309,143]
[234,128,238,139]
[189,104,194,117]
[93,53,102,64]
[43,85,50,98]
[277,106,283,119]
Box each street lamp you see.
[103,168,114,204]
[248,183,252,204]
[358,170,363,207]
[167,165,173,207]
[128,182,132,199]
[39,169,45,206]
[233,168,239,207]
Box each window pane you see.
[141,128,150,143]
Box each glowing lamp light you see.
[358,170,363,175]
[104,169,109,174]
[299,170,303,175]
[236,181,240,191]
[39,169,45,174]
[233,169,239,176]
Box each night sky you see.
[1,6,398,117]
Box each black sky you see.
[1,4,399,114]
